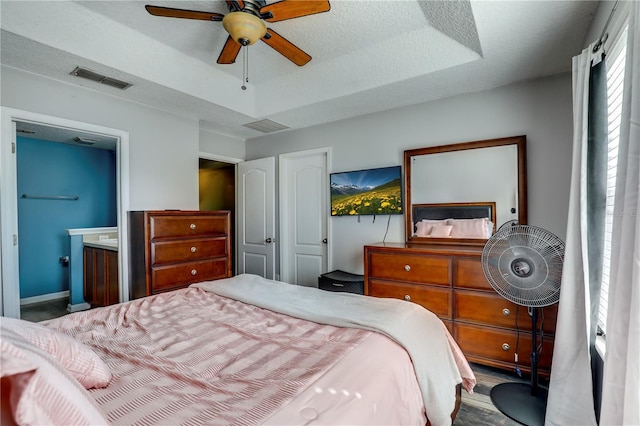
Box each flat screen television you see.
[330,165,403,216]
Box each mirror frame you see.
[404,135,527,246]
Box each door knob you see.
[266,238,273,244]
[322,238,327,244]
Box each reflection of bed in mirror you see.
[404,135,527,245]
[412,202,496,239]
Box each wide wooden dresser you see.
[364,242,558,376]
[129,210,232,300]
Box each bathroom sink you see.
[85,238,118,250]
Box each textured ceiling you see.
[1,1,598,140]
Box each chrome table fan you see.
[481,224,565,426]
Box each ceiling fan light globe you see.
[222,12,267,46]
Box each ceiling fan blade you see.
[262,29,311,66]
[217,36,242,64]
[145,5,224,21]
[260,0,330,22]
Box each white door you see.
[280,149,329,287]
[237,157,276,279]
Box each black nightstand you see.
[318,270,364,294]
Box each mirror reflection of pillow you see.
[421,219,451,223]
[415,221,434,237]
[416,219,452,237]
[429,224,453,238]
[486,221,495,238]
[450,218,489,238]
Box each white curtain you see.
[600,2,640,425]
[544,40,602,426]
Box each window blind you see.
[599,24,628,335]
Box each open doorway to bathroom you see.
[199,158,236,274]
[15,122,117,322]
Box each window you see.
[598,24,628,335]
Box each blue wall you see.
[17,137,116,298]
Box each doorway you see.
[1,107,130,319]
[199,157,236,273]
[16,126,117,321]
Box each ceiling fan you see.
[145,0,330,66]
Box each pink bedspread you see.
[44,288,371,425]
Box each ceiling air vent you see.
[70,66,132,90]
[243,119,289,133]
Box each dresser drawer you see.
[368,279,452,319]
[454,290,557,334]
[454,257,493,290]
[149,215,229,239]
[368,252,451,286]
[151,238,228,265]
[151,258,229,293]
[454,323,554,370]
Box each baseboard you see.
[67,302,91,313]
[20,291,69,306]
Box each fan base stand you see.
[490,382,547,426]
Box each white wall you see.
[199,128,245,161]
[246,73,574,274]
[1,65,199,211]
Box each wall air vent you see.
[70,66,132,90]
[242,119,289,133]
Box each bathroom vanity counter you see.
[83,239,118,251]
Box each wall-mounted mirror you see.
[404,135,527,245]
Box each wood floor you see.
[455,363,543,425]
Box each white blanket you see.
[193,273,475,426]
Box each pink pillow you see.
[449,218,489,238]
[1,328,109,425]
[429,224,453,238]
[0,317,111,389]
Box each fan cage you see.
[482,224,565,307]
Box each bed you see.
[1,274,476,426]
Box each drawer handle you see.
[502,308,511,316]
[191,246,197,253]
[404,265,411,272]
[332,283,345,287]
[190,223,196,230]
[404,294,411,301]
[191,269,197,276]
[502,343,510,351]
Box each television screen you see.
[330,166,402,216]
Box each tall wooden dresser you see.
[364,242,558,376]
[129,210,232,300]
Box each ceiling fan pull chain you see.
[241,45,249,90]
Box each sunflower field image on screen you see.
[330,166,403,216]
